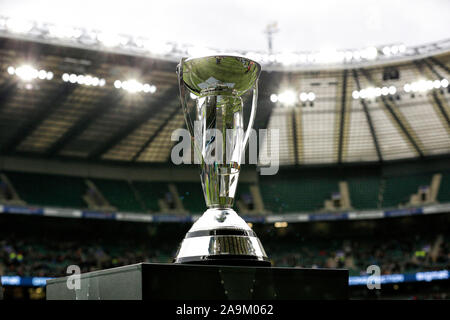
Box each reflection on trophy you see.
[174,55,270,266]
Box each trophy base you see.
[174,208,270,266]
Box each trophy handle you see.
[177,58,195,136]
[242,79,258,149]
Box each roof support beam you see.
[1,83,76,154]
[131,106,181,161]
[45,90,123,156]
[88,85,179,159]
[337,69,348,163]
[291,108,299,164]
[414,60,450,128]
[352,69,383,162]
[0,78,18,113]
[359,68,424,158]
[428,56,450,74]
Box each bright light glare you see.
[14,65,38,81]
[7,66,15,75]
[299,92,308,102]
[6,18,33,33]
[62,73,70,82]
[270,94,278,103]
[114,80,122,88]
[69,74,77,83]
[307,92,315,101]
[403,83,411,92]
[388,86,396,95]
[277,90,296,106]
[115,79,156,94]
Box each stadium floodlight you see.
[62,73,70,82]
[299,92,308,102]
[388,86,396,95]
[352,50,361,61]
[381,86,389,95]
[398,44,407,53]
[365,87,375,99]
[403,83,411,93]
[48,25,82,39]
[187,46,215,58]
[99,79,106,87]
[97,32,125,48]
[307,92,315,101]
[245,52,263,64]
[92,77,100,86]
[352,90,360,99]
[374,87,382,97]
[316,48,343,64]
[122,79,142,93]
[359,89,367,99]
[344,51,353,61]
[270,93,278,103]
[84,75,93,86]
[276,52,299,66]
[46,72,53,80]
[142,40,173,56]
[441,79,449,88]
[364,47,378,60]
[76,75,85,84]
[382,46,391,56]
[433,80,441,89]
[7,66,15,75]
[391,46,399,55]
[278,90,297,106]
[69,74,77,83]
[38,70,47,80]
[115,79,155,94]
[12,65,46,81]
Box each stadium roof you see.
[0,35,449,166]
[1,0,449,53]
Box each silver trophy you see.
[174,55,270,266]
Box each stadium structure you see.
[0,16,449,300]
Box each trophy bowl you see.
[174,55,270,266]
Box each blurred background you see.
[0,0,449,300]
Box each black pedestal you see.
[46,263,348,300]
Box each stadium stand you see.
[176,182,204,213]
[347,176,381,209]
[91,178,144,212]
[6,171,86,208]
[131,181,170,212]
[2,165,450,214]
[260,177,340,213]
[0,214,448,279]
[437,171,450,203]
[381,173,433,208]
